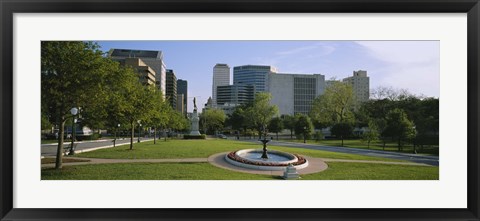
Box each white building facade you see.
[212,64,231,107]
[268,73,326,115]
[342,70,370,104]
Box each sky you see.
[97,41,440,112]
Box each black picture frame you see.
[1,0,479,220]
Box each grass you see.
[279,139,439,156]
[41,162,272,180]
[41,157,90,164]
[301,162,438,180]
[75,139,407,162]
[41,162,438,180]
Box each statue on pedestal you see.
[189,97,201,135]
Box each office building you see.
[342,70,370,104]
[177,79,188,115]
[268,73,325,115]
[108,49,167,98]
[212,64,230,107]
[216,84,256,106]
[166,69,177,110]
[121,58,156,86]
[233,65,277,92]
[176,94,185,115]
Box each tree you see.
[331,122,353,146]
[123,84,158,150]
[200,109,226,135]
[41,41,116,169]
[310,81,355,127]
[362,120,379,148]
[246,92,278,139]
[268,117,283,140]
[282,114,296,139]
[383,108,416,150]
[149,90,169,144]
[294,114,314,142]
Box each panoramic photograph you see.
[40,40,439,180]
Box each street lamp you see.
[69,107,78,155]
[114,123,120,147]
[303,126,307,143]
[137,120,142,143]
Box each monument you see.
[189,97,201,136]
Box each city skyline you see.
[98,41,440,112]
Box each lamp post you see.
[69,107,78,155]
[114,123,120,147]
[137,120,142,143]
[303,126,307,143]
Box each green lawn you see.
[279,139,439,156]
[41,162,438,180]
[42,162,272,180]
[301,162,438,180]
[76,139,407,162]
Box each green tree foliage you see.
[362,120,380,148]
[294,114,314,141]
[383,108,416,150]
[310,81,355,127]
[331,122,353,146]
[246,92,279,139]
[282,114,296,139]
[148,90,169,144]
[226,105,249,137]
[41,41,117,169]
[268,117,284,140]
[200,109,226,135]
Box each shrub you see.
[183,134,206,139]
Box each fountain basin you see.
[225,149,308,171]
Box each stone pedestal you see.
[189,110,201,135]
[283,164,300,180]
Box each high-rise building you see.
[108,49,167,98]
[343,70,370,104]
[177,79,188,115]
[176,94,184,115]
[166,69,177,110]
[121,58,156,86]
[268,73,325,115]
[233,65,277,92]
[212,64,230,107]
[216,84,256,106]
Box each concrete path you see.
[241,140,439,166]
[41,156,207,168]
[41,138,154,156]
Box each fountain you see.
[224,125,308,171]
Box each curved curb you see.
[208,152,328,176]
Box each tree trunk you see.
[341,136,344,146]
[368,141,370,148]
[164,129,167,141]
[276,132,279,140]
[290,129,293,139]
[130,121,134,150]
[55,119,66,169]
[154,127,157,144]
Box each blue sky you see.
[98,41,439,112]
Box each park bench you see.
[63,143,77,155]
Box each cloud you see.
[355,41,440,97]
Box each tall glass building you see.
[233,65,277,92]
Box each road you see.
[41,138,152,156]
[241,140,439,166]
